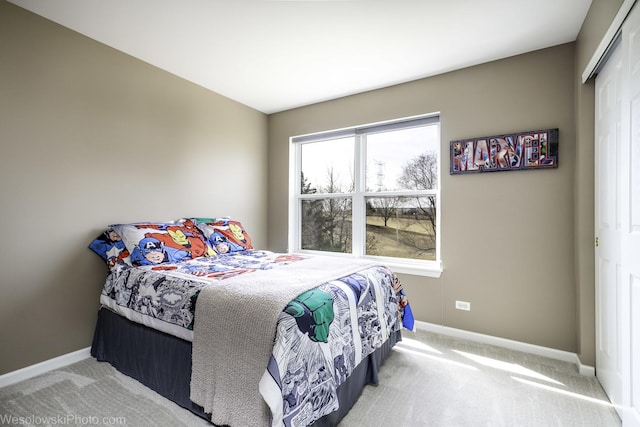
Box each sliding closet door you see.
[595,39,623,413]
[620,3,640,425]
[596,3,640,425]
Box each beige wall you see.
[0,1,268,374]
[269,43,578,353]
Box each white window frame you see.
[288,114,442,277]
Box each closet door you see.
[620,3,640,425]
[596,3,640,425]
[595,40,623,413]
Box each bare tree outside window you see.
[399,151,438,243]
[300,169,352,254]
[365,151,438,260]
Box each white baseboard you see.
[413,321,595,377]
[0,322,596,389]
[0,347,91,389]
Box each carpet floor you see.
[0,329,621,426]
[341,329,621,427]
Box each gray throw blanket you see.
[190,255,377,427]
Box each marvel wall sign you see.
[450,128,558,174]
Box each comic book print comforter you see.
[260,265,410,427]
[100,250,308,341]
[99,250,413,427]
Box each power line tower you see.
[376,161,385,191]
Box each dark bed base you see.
[91,307,400,427]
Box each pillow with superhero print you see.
[88,228,132,270]
[189,217,254,255]
[111,220,215,267]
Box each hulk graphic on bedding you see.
[284,289,334,343]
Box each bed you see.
[88,218,414,427]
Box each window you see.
[289,114,441,276]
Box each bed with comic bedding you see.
[89,218,414,427]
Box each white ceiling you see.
[9,0,593,114]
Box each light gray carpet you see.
[0,329,621,427]
[0,357,210,427]
[342,329,621,427]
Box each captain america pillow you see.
[190,218,254,255]
[111,220,215,267]
[88,228,132,270]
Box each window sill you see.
[384,260,442,278]
[293,250,442,278]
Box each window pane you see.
[301,137,354,194]
[365,196,436,261]
[366,125,439,192]
[301,198,352,253]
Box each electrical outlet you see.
[455,300,471,311]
